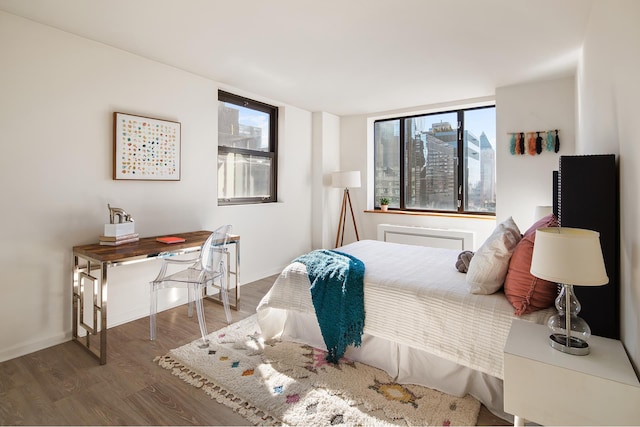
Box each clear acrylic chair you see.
[149,225,233,347]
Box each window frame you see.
[374,105,495,216]
[217,90,278,205]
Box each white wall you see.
[496,77,576,230]
[0,11,313,362]
[577,0,640,371]
[311,112,341,249]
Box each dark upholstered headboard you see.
[555,154,619,339]
[552,170,558,218]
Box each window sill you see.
[364,210,495,220]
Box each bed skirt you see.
[257,306,513,422]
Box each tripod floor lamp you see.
[332,171,361,248]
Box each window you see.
[218,90,278,205]
[374,105,495,214]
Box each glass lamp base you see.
[549,333,590,355]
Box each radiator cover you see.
[377,224,474,250]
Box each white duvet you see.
[257,239,553,379]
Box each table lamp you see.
[533,205,552,221]
[530,227,608,355]
[332,171,361,248]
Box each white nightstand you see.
[503,319,640,426]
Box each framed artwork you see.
[113,112,181,180]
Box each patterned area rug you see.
[155,315,480,426]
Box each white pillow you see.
[466,216,522,294]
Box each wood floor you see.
[0,274,507,426]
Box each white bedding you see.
[257,239,554,380]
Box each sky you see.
[464,107,496,149]
[232,104,270,149]
[390,106,496,150]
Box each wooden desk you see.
[72,230,240,364]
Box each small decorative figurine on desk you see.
[108,203,134,224]
[100,204,139,245]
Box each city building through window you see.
[218,90,278,205]
[374,105,496,214]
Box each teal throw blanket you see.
[294,249,365,363]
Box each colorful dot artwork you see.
[115,113,180,180]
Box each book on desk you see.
[98,233,140,246]
[156,236,187,244]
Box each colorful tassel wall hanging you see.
[546,131,554,152]
[508,129,560,156]
[527,132,536,155]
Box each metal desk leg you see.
[72,255,79,344]
[99,262,107,364]
[234,239,240,309]
[72,256,108,365]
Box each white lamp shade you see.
[332,171,361,189]
[534,205,553,221]
[530,227,609,286]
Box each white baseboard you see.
[0,331,71,364]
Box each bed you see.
[256,237,555,420]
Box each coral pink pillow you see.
[523,213,558,237]
[504,214,559,315]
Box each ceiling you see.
[0,0,593,116]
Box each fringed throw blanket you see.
[293,249,365,363]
